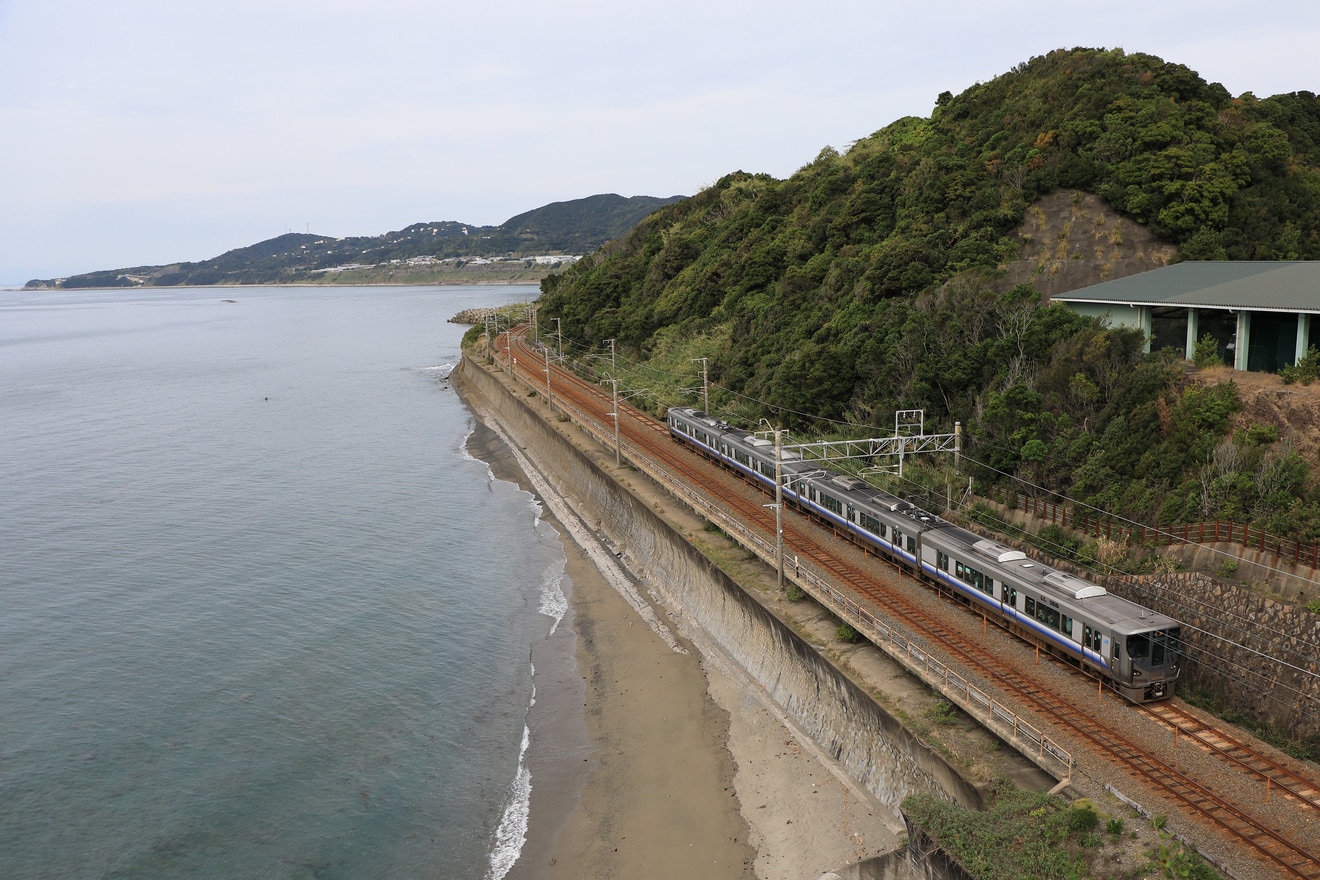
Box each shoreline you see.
[461,398,903,879]
[9,279,543,292]
[12,278,546,292]
[466,417,755,880]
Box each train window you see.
[1001,585,1017,608]
[1126,634,1150,660]
[847,504,857,522]
[984,576,994,595]
[1152,634,1165,666]
[1112,640,1120,660]
[1084,625,1102,651]
[893,529,905,549]
[1062,616,1073,637]
[937,551,949,572]
[906,535,917,554]
[1025,597,1035,617]
[861,513,881,535]
[820,493,842,515]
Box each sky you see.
[1,0,1317,284]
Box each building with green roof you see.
[1052,262,1320,372]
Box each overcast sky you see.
[1,0,1317,283]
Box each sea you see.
[0,284,569,879]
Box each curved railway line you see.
[494,327,1320,879]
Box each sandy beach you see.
[465,411,902,880]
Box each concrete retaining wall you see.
[455,356,983,818]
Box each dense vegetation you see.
[539,48,1320,541]
[27,194,683,288]
[902,784,1220,880]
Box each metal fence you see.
[983,485,1320,569]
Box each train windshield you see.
[1152,627,1182,666]
[1126,633,1150,660]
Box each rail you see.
[489,342,1076,778]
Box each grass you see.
[902,783,1224,880]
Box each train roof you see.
[671,407,1180,634]
[923,522,1178,631]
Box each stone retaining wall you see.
[1101,571,1320,740]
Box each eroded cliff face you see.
[452,355,983,813]
[997,189,1177,299]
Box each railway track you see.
[1140,702,1320,813]
[496,328,1320,879]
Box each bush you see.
[926,700,960,726]
[1066,804,1099,833]
[836,623,861,643]
[1035,523,1082,560]
[1192,333,1223,368]
[1279,346,1320,385]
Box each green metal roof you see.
[1052,262,1320,314]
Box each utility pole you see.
[610,378,621,466]
[554,318,563,363]
[692,357,709,414]
[774,425,784,591]
[543,343,553,412]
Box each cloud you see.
[3,0,1319,280]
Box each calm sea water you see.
[0,284,566,879]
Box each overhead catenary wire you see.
[957,448,1320,593]
[535,328,1320,698]
[880,467,1320,678]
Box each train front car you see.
[1109,611,1183,702]
[922,525,1184,703]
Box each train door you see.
[1000,584,1017,617]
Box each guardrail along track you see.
[493,330,1320,879]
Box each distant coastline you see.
[21,192,682,291]
[22,261,563,291]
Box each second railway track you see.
[496,328,1320,879]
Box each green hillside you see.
[539,48,1320,541]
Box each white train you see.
[668,406,1183,702]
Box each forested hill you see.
[26,193,683,289]
[539,47,1320,541]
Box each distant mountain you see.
[25,193,685,289]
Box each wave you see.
[485,677,534,880]
[538,564,568,635]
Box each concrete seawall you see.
[453,355,982,816]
